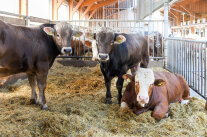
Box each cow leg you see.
[36,72,48,110]
[116,76,124,104]
[152,103,169,121]
[131,64,139,75]
[140,55,149,68]
[27,74,37,104]
[104,76,112,104]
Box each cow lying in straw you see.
[120,68,190,120]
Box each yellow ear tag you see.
[88,35,92,39]
[157,82,163,86]
[117,39,122,44]
[49,32,53,36]
[76,33,80,37]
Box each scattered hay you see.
[0,60,207,136]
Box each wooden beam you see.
[81,3,93,19]
[26,0,28,16]
[88,9,97,19]
[52,0,57,20]
[57,0,65,9]
[89,0,117,12]
[81,0,101,7]
[19,0,28,17]
[69,0,73,21]
[19,0,22,16]
[79,7,82,20]
[72,0,84,15]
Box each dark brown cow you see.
[121,68,190,120]
[86,28,149,104]
[0,20,82,110]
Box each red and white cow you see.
[121,68,190,120]
[71,33,98,60]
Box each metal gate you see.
[55,19,165,60]
[166,38,207,100]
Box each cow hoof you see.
[104,98,112,104]
[30,99,37,104]
[41,104,49,110]
[120,102,128,108]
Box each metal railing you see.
[0,10,165,60]
[52,19,165,60]
[166,38,207,100]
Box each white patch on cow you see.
[181,100,189,104]
[135,68,155,107]
[120,102,128,108]
[72,35,85,44]
[91,40,98,61]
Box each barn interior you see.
[0,0,207,136]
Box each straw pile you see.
[0,60,207,136]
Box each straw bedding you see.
[0,60,207,137]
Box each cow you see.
[71,34,95,59]
[86,28,149,104]
[120,68,190,120]
[145,31,163,59]
[0,20,82,110]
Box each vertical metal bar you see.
[172,40,174,72]
[201,43,203,96]
[204,42,207,98]
[192,42,195,87]
[175,40,178,73]
[183,41,186,79]
[190,41,193,86]
[164,0,169,68]
[182,40,184,76]
[198,43,200,93]
[195,42,197,90]
[187,41,189,83]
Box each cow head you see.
[122,68,166,107]
[85,28,126,62]
[43,22,83,55]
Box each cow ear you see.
[154,79,166,86]
[73,31,83,38]
[43,27,54,36]
[114,34,126,44]
[122,74,134,81]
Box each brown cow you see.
[71,34,97,60]
[121,68,190,120]
[0,20,82,110]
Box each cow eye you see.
[57,33,60,38]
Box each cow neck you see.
[100,60,110,69]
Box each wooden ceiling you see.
[52,0,119,20]
[161,0,207,26]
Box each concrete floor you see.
[190,88,205,100]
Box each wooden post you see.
[52,0,65,20]
[69,0,73,21]
[19,0,28,17]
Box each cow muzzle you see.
[137,95,149,107]
[98,53,109,62]
[61,47,72,55]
